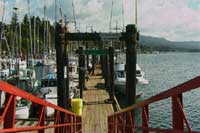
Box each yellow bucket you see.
[71,98,83,115]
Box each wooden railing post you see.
[142,105,149,133]
[4,94,16,130]
[172,94,184,131]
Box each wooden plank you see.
[82,66,114,133]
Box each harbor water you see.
[118,52,200,131]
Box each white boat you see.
[136,64,149,84]
[16,106,29,119]
[39,72,78,116]
[114,63,148,94]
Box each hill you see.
[140,35,200,52]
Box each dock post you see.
[109,47,114,101]
[55,22,66,130]
[86,42,89,71]
[125,24,137,105]
[105,54,110,88]
[78,47,85,98]
[92,54,95,75]
[65,53,70,109]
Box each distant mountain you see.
[140,35,200,52]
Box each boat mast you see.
[121,0,125,32]
[37,24,40,56]
[72,0,77,32]
[33,16,36,57]
[43,5,46,58]
[0,0,6,56]
[135,0,138,26]
[19,20,22,57]
[109,0,114,32]
[55,0,57,23]
[28,0,33,58]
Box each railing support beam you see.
[172,94,184,131]
[4,94,16,130]
[142,105,149,133]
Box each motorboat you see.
[37,72,78,116]
[136,64,149,84]
[114,63,148,94]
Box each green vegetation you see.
[1,14,55,57]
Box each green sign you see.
[83,50,110,55]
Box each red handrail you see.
[0,81,82,133]
[108,76,200,133]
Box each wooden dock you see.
[82,66,114,133]
[10,65,113,133]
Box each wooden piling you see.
[105,54,110,88]
[65,53,70,109]
[109,47,114,101]
[92,55,95,75]
[55,23,67,129]
[78,47,85,98]
[125,24,137,105]
[86,42,89,71]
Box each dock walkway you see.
[82,65,114,133]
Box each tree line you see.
[0,14,55,58]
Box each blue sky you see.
[1,0,200,41]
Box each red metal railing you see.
[108,76,200,133]
[0,81,81,133]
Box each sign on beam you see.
[83,50,110,55]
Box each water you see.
[119,52,200,131]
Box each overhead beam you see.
[65,32,126,42]
[65,33,101,41]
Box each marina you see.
[0,0,200,133]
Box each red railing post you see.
[3,94,16,130]
[122,113,126,133]
[38,106,46,133]
[54,110,59,133]
[126,111,134,133]
[142,105,149,133]
[108,117,111,133]
[114,115,118,133]
[172,94,184,131]
[70,115,75,133]
[78,117,82,133]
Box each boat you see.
[136,64,149,84]
[114,63,148,94]
[37,72,78,116]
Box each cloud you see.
[2,0,200,41]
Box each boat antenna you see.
[109,0,114,32]
[72,0,77,32]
